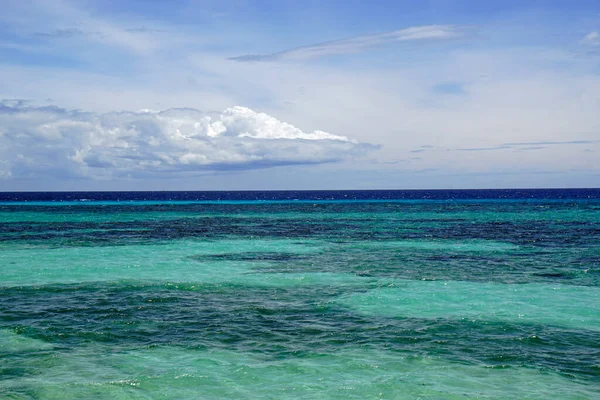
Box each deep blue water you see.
[2,188,600,203]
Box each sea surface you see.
[1,189,599,399]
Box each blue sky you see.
[0,0,599,190]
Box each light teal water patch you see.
[2,208,598,224]
[158,272,373,289]
[235,272,373,288]
[0,329,54,353]
[338,280,600,331]
[355,239,519,252]
[0,228,152,239]
[2,345,596,399]
[0,239,326,287]
[0,211,209,224]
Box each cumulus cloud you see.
[230,25,466,62]
[0,102,375,180]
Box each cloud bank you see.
[230,25,466,62]
[0,102,374,180]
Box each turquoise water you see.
[1,192,599,398]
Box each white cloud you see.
[230,25,466,61]
[218,106,355,141]
[0,102,375,180]
[0,0,186,57]
[582,31,600,46]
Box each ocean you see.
[1,189,599,399]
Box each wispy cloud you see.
[10,0,165,55]
[455,146,512,151]
[370,159,406,165]
[230,25,466,62]
[504,140,600,146]
[455,140,600,152]
[125,27,165,34]
[409,145,437,153]
[34,28,91,39]
[516,146,546,151]
[582,31,600,46]
[35,27,152,40]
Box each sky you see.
[0,0,599,190]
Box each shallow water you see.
[1,190,599,399]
